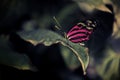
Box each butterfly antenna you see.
[53,16,62,30]
[53,16,67,38]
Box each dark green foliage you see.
[0,0,120,80]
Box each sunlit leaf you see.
[96,46,120,80]
[18,29,89,74]
[75,0,114,13]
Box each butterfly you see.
[66,20,96,46]
[53,17,96,46]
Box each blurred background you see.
[0,0,120,80]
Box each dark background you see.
[0,0,120,80]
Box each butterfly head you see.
[85,20,96,30]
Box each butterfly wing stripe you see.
[69,36,88,42]
[67,32,87,38]
[68,25,82,33]
[67,29,90,37]
[68,33,87,39]
[87,30,93,35]
[70,37,89,43]
[70,39,84,43]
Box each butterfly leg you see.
[79,42,85,46]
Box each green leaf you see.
[0,35,32,70]
[60,46,80,69]
[75,0,103,6]
[18,29,89,74]
[96,46,120,80]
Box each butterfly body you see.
[67,20,96,45]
